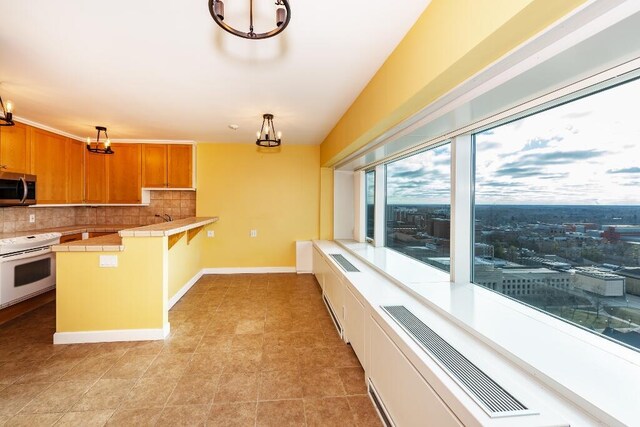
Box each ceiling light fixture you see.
[256,114,281,147]
[86,126,114,154]
[0,96,14,127]
[209,0,291,40]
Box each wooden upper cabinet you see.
[142,144,168,187]
[0,121,31,174]
[30,128,68,204]
[167,144,192,188]
[107,143,141,203]
[85,150,107,204]
[66,138,85,203]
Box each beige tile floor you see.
[0,273,382,426]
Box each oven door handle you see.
[19,176,28,204]
[0,247,51,262]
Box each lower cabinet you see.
[369,319,462,427]
[344,285,366,367]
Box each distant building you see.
[520,256,571,271]
[474,243,494,258]
[616,267,640,296]
[602,225,640,242]
[433,218,450,239]
[473,260,571,297]
[573,267,625,297]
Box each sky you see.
[385,77,640,206]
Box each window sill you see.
[335,239,640,426]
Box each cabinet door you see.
[167,144,192,188]
[31,128,68,204]
[344,285,366,365]
[107,143,141,203]
[142,144,168,187]
[67,139,85,203]
[85,151,107,203]
[0,121,30,173]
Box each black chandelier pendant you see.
[256,114,282,147]
[209,0,291,40]
[0,96,14,127]
[86,126,114,155]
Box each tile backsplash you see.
[0,191,196,233]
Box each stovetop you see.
[0,232,62,254]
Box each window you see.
[365,170,375,241]
[473,78,640,350]
[385,144,451,271]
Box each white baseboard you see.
[168,270,204,309]
[202,267,296,274]
[53,323,170,345]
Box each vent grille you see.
[329,254,360,272]
[323,295,343,337]
[368,382,393,427]
[383,305,532,417]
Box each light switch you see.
[99,255,118,268]
[207,230,215,237]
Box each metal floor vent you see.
[329,254,360,272]
[368,382,393,427]
[383,305,532,418]
[323,295,343,337]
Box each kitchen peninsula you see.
[52,216,218,344]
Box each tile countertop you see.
[118,217,218,237]
[0,224,141,240]
[54,233,125,252]
[53,217,218,252]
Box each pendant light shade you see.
[86,126,114,154]
[0,96,14,127]
[209,0,291,40]
[256,114,282,147]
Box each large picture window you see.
[385,144,451,271]
[473,78,640,350]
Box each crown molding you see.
[13,116,195,145]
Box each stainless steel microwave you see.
[0,172,36,206]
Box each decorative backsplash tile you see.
[0,190,196,233]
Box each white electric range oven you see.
[0,233,61,309]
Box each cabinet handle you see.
[0,165,7,169]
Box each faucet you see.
[155,214,173,222]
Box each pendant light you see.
[256,114,282,147]
[86,126,114,154]
[0,96,14,127]
[209,0,291,40]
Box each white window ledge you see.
[335,239,640,426]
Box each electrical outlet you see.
[207,230,215,237]
[29,214,35,223]
[250,229,257,238]
[99,255,118,268]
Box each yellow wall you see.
[320,0,587,166]
[56,237,167,332]
[319,167,334,240]
[168,229,205,298]
[196,143,320,268]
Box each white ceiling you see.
[0,0,429,144]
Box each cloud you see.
[503,149,607,168]
[390,167,426,179]
[538,173,569,180]
[480,181,525,188]
[494,167,540,178]
[477,141,501,150]
[563,111,591,119]
[607,167,640,174]
[522,136,562,151]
